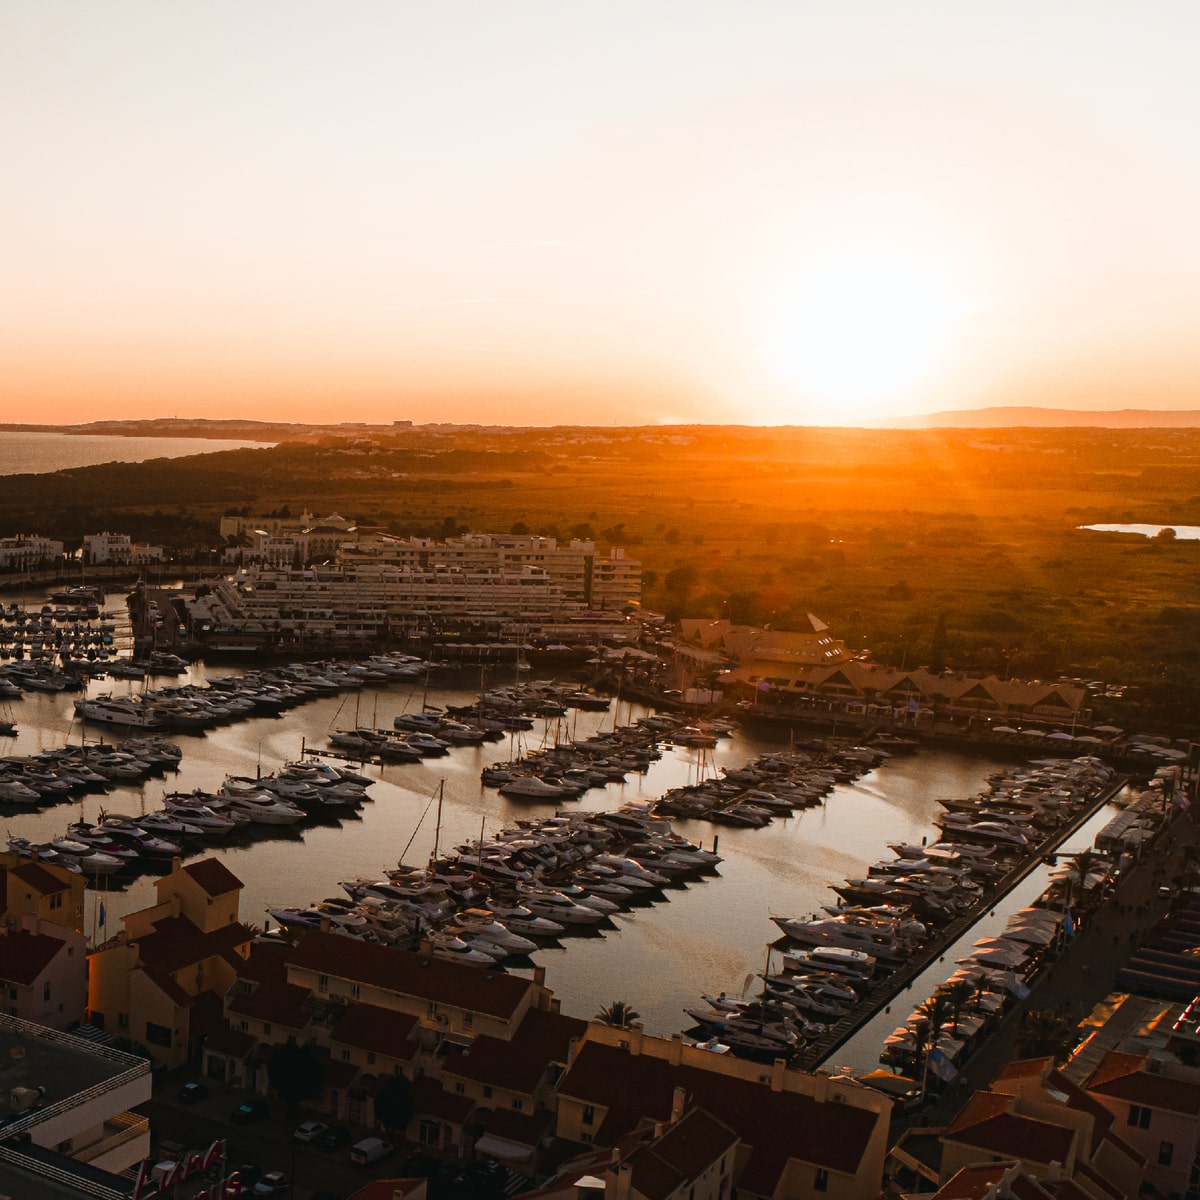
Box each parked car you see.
[292,1120,328,1143]
[230,1098,269,1125]
[177,1081,208,1104]
[253,1171,290,1196]
[350,1136,394,1165]
[316,1124,352,1151]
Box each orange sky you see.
[4,3,1199,427]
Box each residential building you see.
[0,533,65,570]
[1082,1049,1200,1197]
[0,917,88,1028]
[555,1026,893,1200]
[1,851,87,931]
[0,1011,152,1185]
[82,532,165,566]
[88,858,254,1067]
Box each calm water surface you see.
[2,660,1012,1037]
[0,431,273,476]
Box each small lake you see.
[1080,523,1200,539]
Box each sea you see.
[0,625,1080,1059]
[0,431,273,476]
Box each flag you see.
[756,681,770,692]
[99,902,106,928]
[1004,970,1031,1000]
[1063,911,1076,938]
[906,696,919,713]
[927,1047,959,1083]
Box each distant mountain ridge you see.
[872,407,1200,429]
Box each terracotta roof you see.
[932,1163,1011,1199]
[228,978,311,1031]
[944,1091,1076,1166]
[994,1057,1052,1084]
[1044,1068,1116,1154]
[331,1002,420,1062]
[181,858,243,897]
[412,1075,476,1125]
[484,1107,553,1146]
[145,966,193,1008]
[626,1110,738,1200]
[347,1181,427,1200]
[237,939,295,985]
[1072,1162,1124,1200]
[290,929,536,1020]
[136,913,254,973]
[9,862,70,895]
[443,1009,587,1093]
[204,1027,257,1057]
[0,929,66,985]
[557,1040,884,1188]
[1086,1050,1200,1114]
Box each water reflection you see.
[2,663,1010,1036]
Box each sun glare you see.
[768,256,961,422]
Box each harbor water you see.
[3,657,1022,1039]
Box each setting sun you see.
[768,257,963,421]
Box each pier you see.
[794,773,1130,1070]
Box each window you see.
[454,1082,465,1095]
[512,1097,523,1112]
[464,1011,474,1027]
[1128,1105,1152,1129]
[1160,1142,1174,1167]
[352,983,361,1000]
[428,1002,439,1017]
[146,1022,172,1047]
[814,1168,829,1193]
[263,1023,271,1035]
[367,1052,376,1066]
[483,1086,493,1100]
[582,1104,595,1126]
[43,982,51,1002]
[341,1050,351,1061]
[117,1013,129,1030]
[317,974,329,993]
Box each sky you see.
[4,1,1200,428]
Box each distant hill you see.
[872,407,1200,429]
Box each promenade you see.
[895,797,1199,1136]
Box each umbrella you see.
[992,726,1019,735]
[1046,731,1073,740]
[1094,724,1123,734]
[1073,735,1104,745]
[1019,729,1045,737]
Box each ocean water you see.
[0,431,273,476]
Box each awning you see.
[473,1135,534,1162]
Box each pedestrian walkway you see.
[893,800,1199,1135]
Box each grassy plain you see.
[4,424,1199,724]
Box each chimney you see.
[670,1086,686,1124]
[533,965,546,988]
[612,1163,633,1200]
[171,856,183,874]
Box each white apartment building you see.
[82,532,165,566]
[0,534,64,569]
[0,1013,152,1181]
[346,533,641,613]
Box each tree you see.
[595,1000,640,1029]
[1015,1009,1077,1064]
[374,1073,415,1138]
[267,1041,324,1119]
[940,979,977,1035]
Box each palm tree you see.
[941,979,977,1035]
[1063,848,1098,910]
[1015,1008,1077,1064]
[907,1016,932,1089]
[595,1000,641,1029]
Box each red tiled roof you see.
[290,930,535,1020]
[0,929,66,985]
[412,1075,476,1125]
[181,858,243,897]
[145,966,193,1008]
[994,1057,1052,1085]
[136,913,254,974]
[347,1181,427,1200]
[228,978,311,1031]
[443,1008,587,1094]
[944,1091,1076,1167]
[557,1040,884,1188]
[930,1163,1009,1199]
[1072,1162,1123,1200]
[626,1110,738,1200]
[1045,1068,1116,1154]
[10,862,71,895]
[204,1027,257,1057]
[331,1002,419,1062]
[484,1107,553,1146]
[1086,1051,1200,1115]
